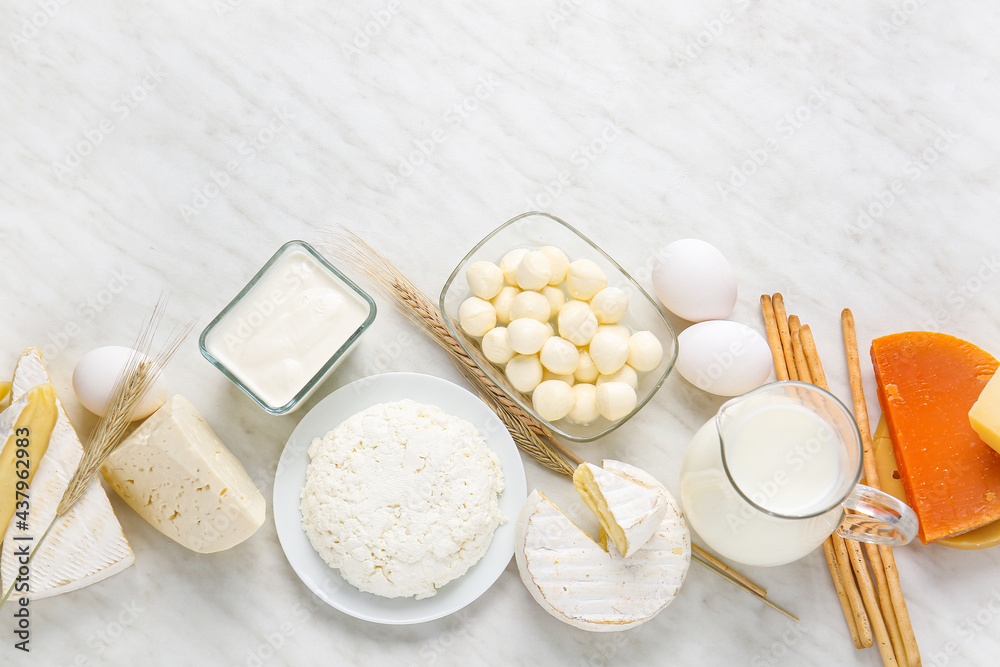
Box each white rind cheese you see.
[515,481,690,632]
[574,461,669,557]
[0,348,134,599]
[300,399,505,599]
[101,395,265,553]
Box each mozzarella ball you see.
[541,285,567,314]
[516,250,552,290]
[499,248,530,285]
[532,380,576,422]
[558,300,599,345]
[589,287,629,324]
[539,246,569,284]
[566,259,607,301]
[482,327,515,365]
[568,383,600,424]
[506,354,543,393]
[509,290,551,323]
[465,261,504,299]
[539,336,580,375]
[574,350,600,383]
[596,382,638,421]
[588,330,630,375]
[490,285,519,325]
[628,330,665,372]
[597,324,632,340]
[459,297,496,337]
[506,318,550,355]
[597,365,639,390]
[542,370,576,385]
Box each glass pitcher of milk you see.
[680,381,917,567]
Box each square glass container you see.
[200,240,376,415]
[440,211,677,442]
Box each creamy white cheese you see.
[515,464,691,631]
[0,348,134,599]
[101,395,266,553]
[300,399,505,599]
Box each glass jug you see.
[679,381,917,567]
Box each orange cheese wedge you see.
[871,331,1000,544]
[873,416,1000,549]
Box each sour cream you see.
[203,243,375,411]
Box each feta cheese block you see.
[573,461,669,557]
[101,395,265,553]
[1,348,135,599]
[515,487,690,632]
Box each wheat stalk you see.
[321,230,580,477]
[58,302,194,515]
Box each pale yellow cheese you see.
[970,369,1000,454]
[102,395,265,553]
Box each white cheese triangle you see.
[0,348,134,599]
[515,488,690,631]
[573,461,669,557]
[102,395,265,553]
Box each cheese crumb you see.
[300,399,505,599]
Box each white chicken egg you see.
[72,345,168,419]
[652,239,737,322]
[676,321,772,396]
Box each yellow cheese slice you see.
[970,369,1000,454]
[874,416,1000,550]
[0,384,57,534]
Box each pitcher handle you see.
[837,484,918,546]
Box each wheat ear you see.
[321,231,580,477]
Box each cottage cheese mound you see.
[300,399,505,599]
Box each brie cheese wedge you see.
[0,348,134,599]
[574,461,669,557]
[515,485,690,632]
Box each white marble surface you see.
[2,0,999,664]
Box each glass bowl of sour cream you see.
[200,240,376,414]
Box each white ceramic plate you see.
[273,372,527,625]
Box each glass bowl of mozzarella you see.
[439,211,678,442]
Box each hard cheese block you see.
[873,416,1000,550]
[871,332,1000,543]
[101,395,265,553]
[1,348,135,599]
